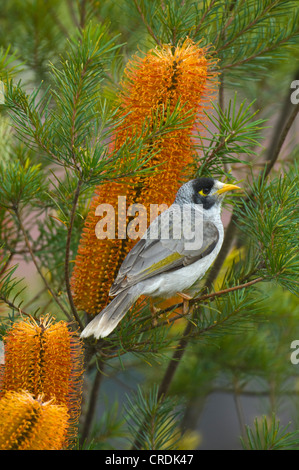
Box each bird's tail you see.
[80,287,139,339]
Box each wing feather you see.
[109,205,219,296]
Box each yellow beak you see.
[216,183,241,195]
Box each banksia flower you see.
[71,39,217,315]
[0,391,69,450]
[1,315,84,448]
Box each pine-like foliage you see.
[241,414,299,450]
[0,0,299,451]
[124,385,182,450]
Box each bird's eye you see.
[199,188,210,196]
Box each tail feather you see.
[80,288,139,339]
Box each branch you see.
[0,252,13,277]
[0,295,29,318]
[233,377,246,440]
[193,0,218,37]
[216,1,281,54]
[216,0,241,174]
[194,277,263,304]
[79,0,87,30]
[264,68,299,166]
[205,216,237,286]
[47,4,69,37]
[23,286,48,309]
[264,101,299,178]
[220,31,299,72]
[64,178,84,331]
[132,276,263,449]
[80,363,105,446]
[206,79,299,286]
[156,279,264,394]
[66,0,79,28]
[199,132,229,173]
[14,207,72,320]
[133,0,162,46]
[151,277,264,320]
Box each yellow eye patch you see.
[198,189,209,196]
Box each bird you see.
[81,177,240,339]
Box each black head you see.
[192,177,217,210]
[175,178,241,209]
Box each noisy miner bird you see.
[81,177,240,339]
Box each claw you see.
[176,292,193,315]
[149,299,160,326]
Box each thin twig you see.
[0,295,29,318]
[0,252,13,277]
[66,0,79,28]
[198,134,231,173]
[213,386,299,397]
[205,215,237,286]
[80,364,105,446]
[64,179,84,331]
[216,1,281,53]
[264,101,299,178]
[222,0,245,34]
[146,276,264,320]
[133,0,162,46]
[79,0,87,30]
[39,297,54,316]
[132,320,191,450]
[157,322,192,400]
[154,278,263,390]
[193,0,218,37]
[217,0,240,174]
[193,277,263,303]
[233,377,246,440]
[131,276,263,335]
[23,286,48,309]
[63,53,91,330]
[265,66,299,166]
[47,5,69,37]
[132,275,263,449]
[218,73,232,173]
[220,31,299,72]
[14,207,71,320]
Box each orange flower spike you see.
[71,39,217,315]
[1,315,84,448]
[0,391,69,450]
[71,181,137,314]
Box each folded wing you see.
[110,205,219,296]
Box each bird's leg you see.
[149,298,160,326]
[176,292,193,315]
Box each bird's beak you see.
[216,183,241,195]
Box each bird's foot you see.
[176,292,193,315]
[149,300,161,326]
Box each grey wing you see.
[109,206,219,296]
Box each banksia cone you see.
[71,39,217,315]
[0,391,69,450]
[1,315,84,448]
